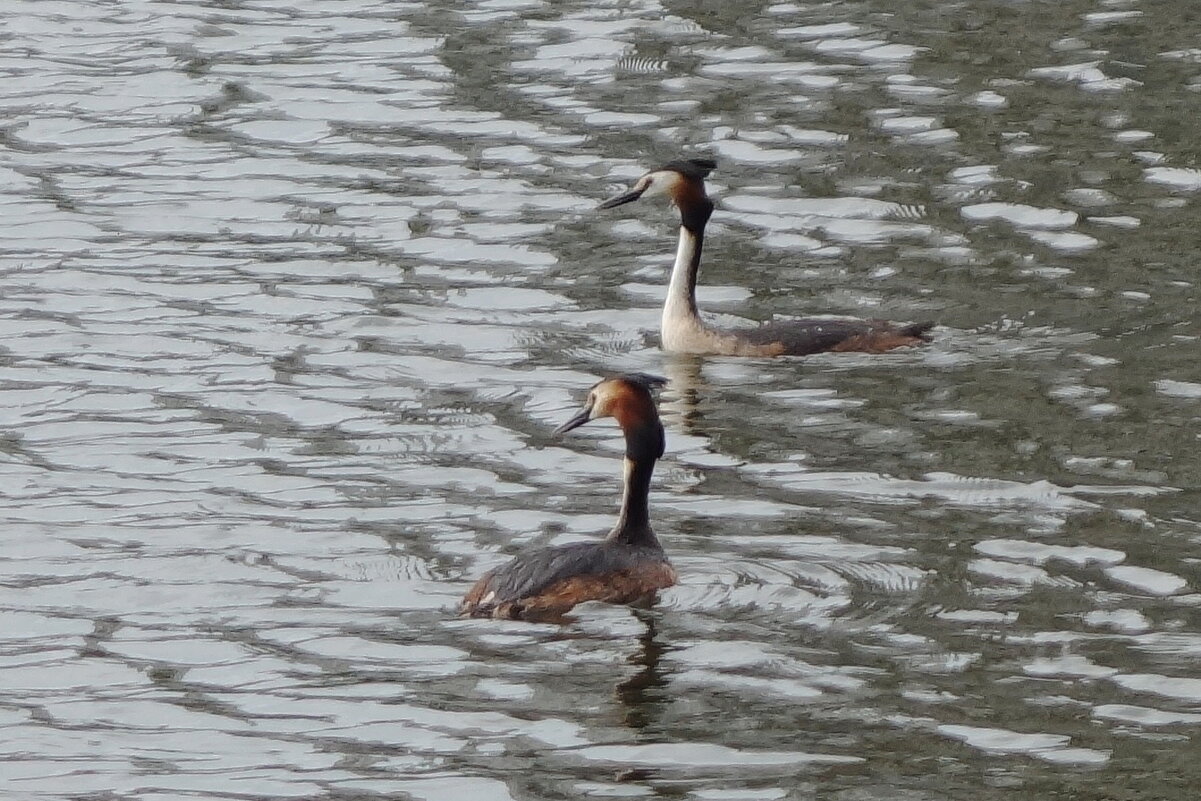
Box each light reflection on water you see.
[2,0,1200,798]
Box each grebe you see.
[460,373,676,620]
[599,158,934,357]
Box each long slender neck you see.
[664,225,702,323]
[608,420,664,548]
[663,200,713,336]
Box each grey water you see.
[1,0,1199,798]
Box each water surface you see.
[1,1,1199,798]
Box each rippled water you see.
[2,0,1200,797]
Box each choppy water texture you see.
[1,0,1200,798]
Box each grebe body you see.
[460,374,675,620]
[600,159,933,357]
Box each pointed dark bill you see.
[553,406,593,435]
[597,188,645,210]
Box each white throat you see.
[661,226,703,350]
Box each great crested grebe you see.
[460,373,675,620]
[599,158,934,357]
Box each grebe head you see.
[553,373,667,441]
[598,159,716,216]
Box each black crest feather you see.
[657,158,716,180]
[611,372,668,393]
